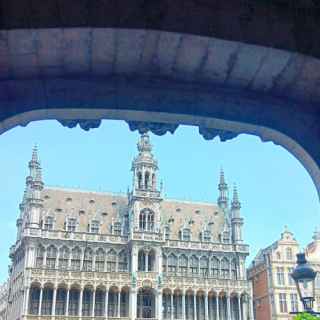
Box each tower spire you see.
[231,183,243,243]
[218,168,228,209]
[231,184,241,211]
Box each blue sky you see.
[0,120,319,281]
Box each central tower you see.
[129,133,162,235]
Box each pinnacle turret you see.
[231,184,241,211]
[217,168,229,209]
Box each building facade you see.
[6,134,253,320]
[248,228,320,320]
[0,281,8,320]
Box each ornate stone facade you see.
[248,228,320,320]
[6,134,253,320]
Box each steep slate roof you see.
[41,186,225,242]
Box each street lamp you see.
[291,253,319,315]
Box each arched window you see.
[55,288,67,315]
[82,288,93,316]
[95,289,105,316]
[145,171,150,189]
[41,287,53,315]
[162,255,167,273]
[168,254,178,274]
[106,249,117,272]
[44,216,54,231]
[179,255,188,275]
[68,288,79,316]
[71,247,81,271]
[138,250,146,271]
[95,248,105,272]
[148,250,155,271]
[190,256,198,274]
[211,257,220,278]
[231,258,237,280]
[118,250,128,272]
[152,174,156,190]
[46,245,57,269]
[137,172,142,189]
[221,258,230,279]
[200,257,209,276]
[139,209,154,232]
[29,286,40,314]
[83,248,93,271]
[286,248,293,260]
[36,246,45,268]
[58,247,69,270]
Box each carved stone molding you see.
[127,121,179,136]
[198,127,239,142]
[58,120,102,131]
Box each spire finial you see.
[137,133,152,153]
[217,167,228,209]
[231,183,241,210]
[31,144,39,162]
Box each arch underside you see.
[0,28,319,198]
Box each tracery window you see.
[65,218,77,232]
[58,247,69,270]
[41,287,53,315]
[43,216,54,231]
[68,289,79,316]
[90,220,99,234]
[118,250,128,272]
[106,249,117,272]
[36,246,45,268]
[95,248,105,272]
[211,257,220,278]
[82,289,93,316]
[168,254,178,274]
[55,288,67,315]
[138,251,146,271]
[200,257,209,276]
[139,209,154,232]
[83,248,93,271]
[221,258,230,279]
[46,245,57,269]
[179,255,188,275]
[71,247,81,271]
[95,289,105,316]
[190,256,199,274]
[29,287,40,314]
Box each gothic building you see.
[6,134,253,320]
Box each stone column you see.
[66,288,70,316]
[157,247,163,274]
[24,286,30,315]
[117,291,121,318]
[52,286,57,316]
[131,247,138,273]
[171,293,174,320]
[38,287,43,316]
[238,296,242,320]
[105,290,109,319]
[129,289,137,320]
[92,289,96,317]
[79,287,83,317]
[145,252,149,272]
[157,290,163,320]
[249,297,254,320]
[227,295,231,320]
[205,293,208,320]
[193,294,197,320]
[216,296,219,320]
[182,292,185,320]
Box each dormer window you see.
[164,226,170,240]
[202,230,211,242]
[65,218,77,232]
[43,216,53,231]
[180,228,191,241]
[90,220,99,234]
[113,222,121,235]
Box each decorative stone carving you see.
[127,121,179,136]
[58,120,102,131]
[198,127,239,142]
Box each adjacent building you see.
[0,281,8,320]
[248,228,320,320]
[6,134,253,320]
